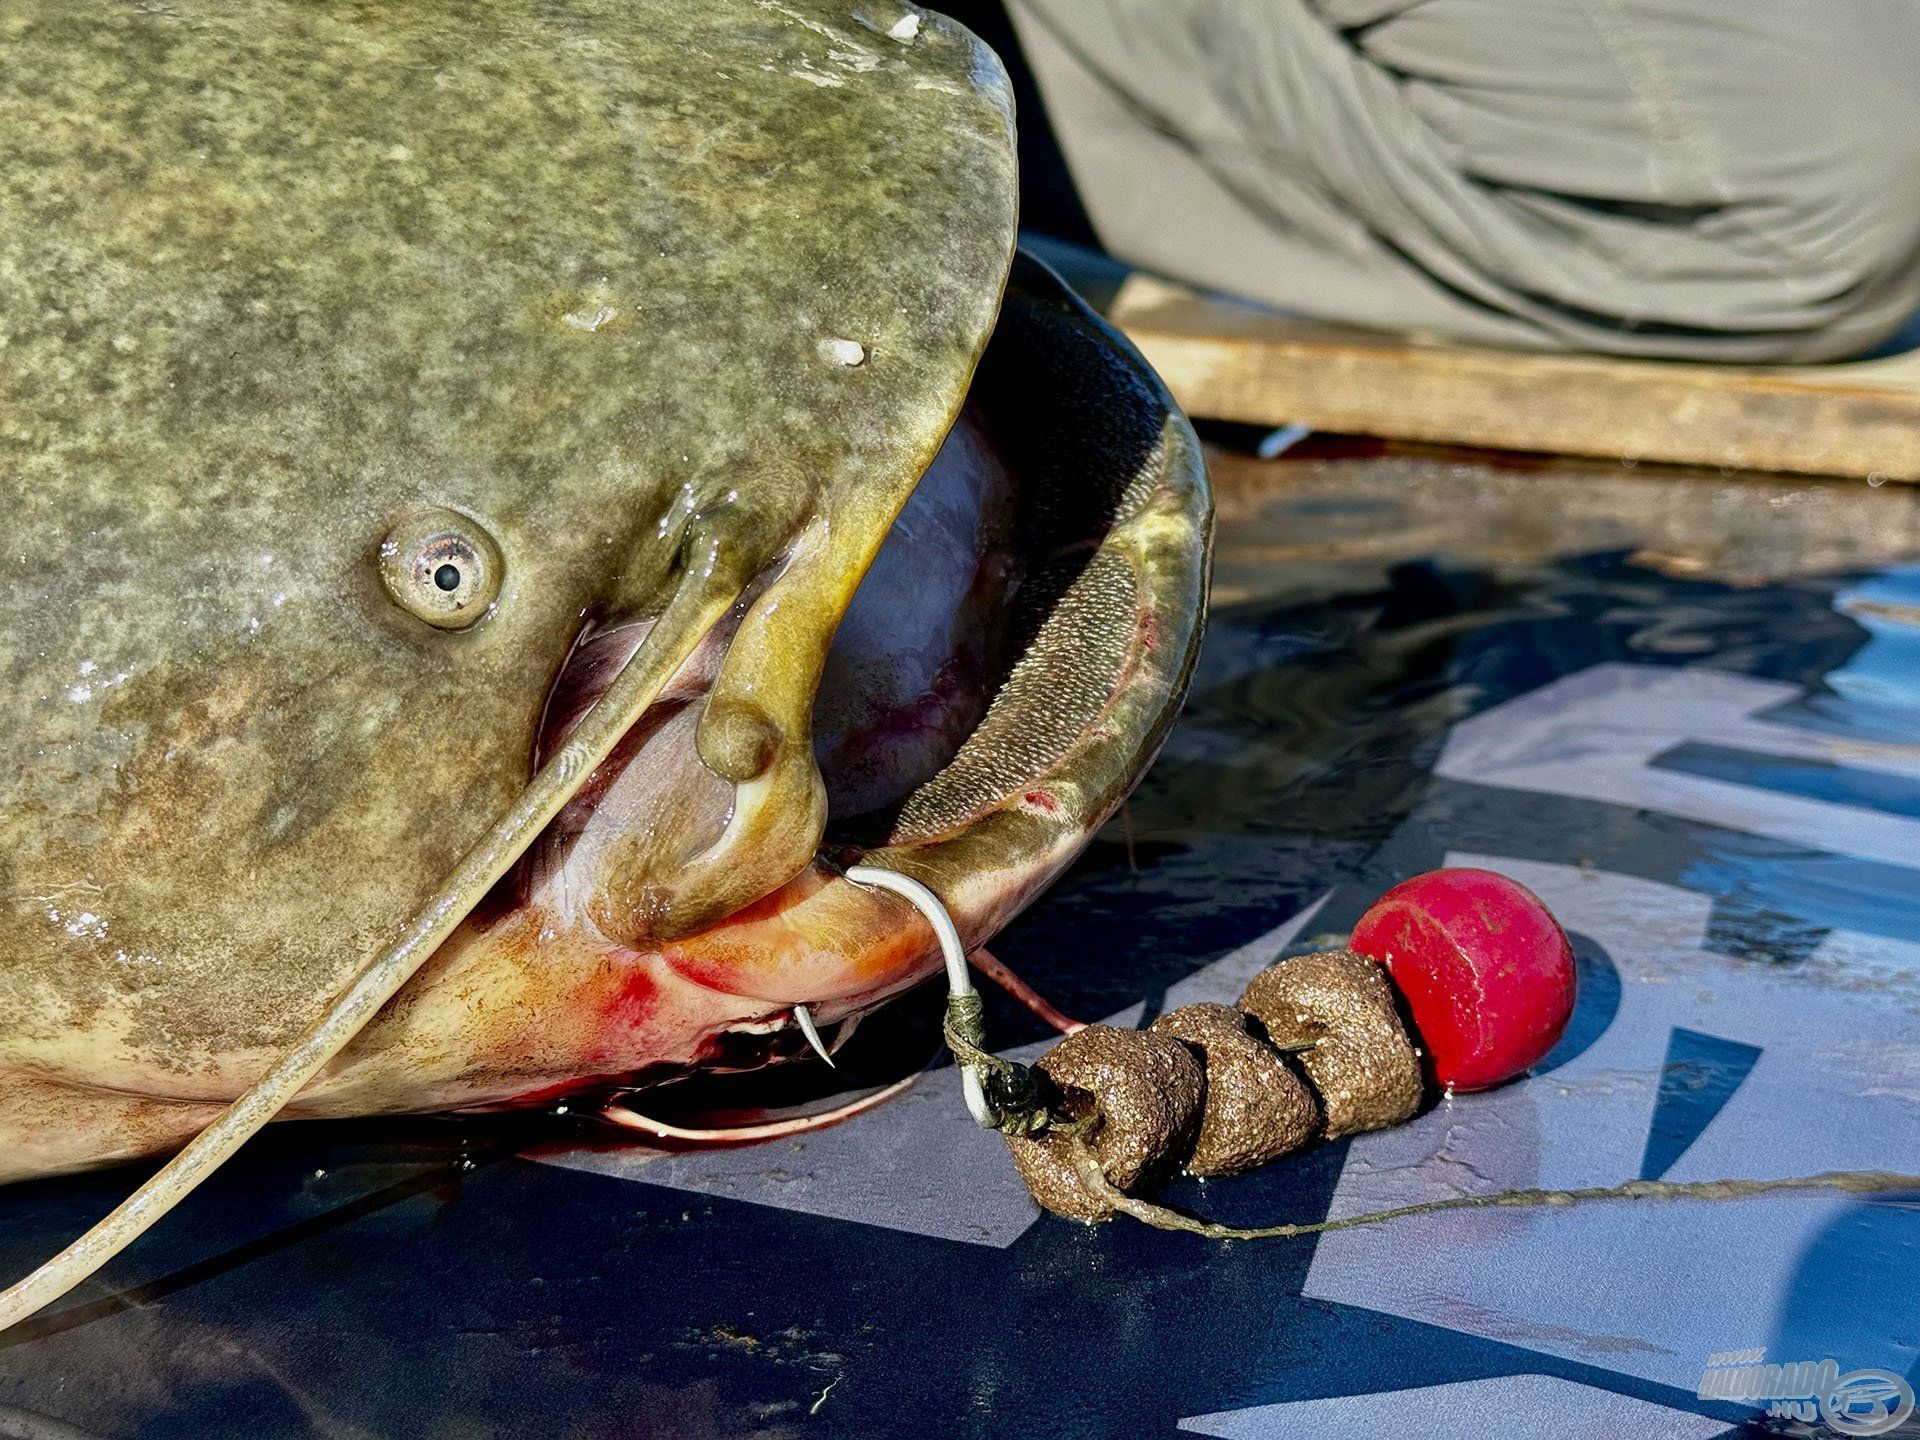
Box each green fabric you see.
[1005,0,1920,361]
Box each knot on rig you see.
[943,990,1089,1138]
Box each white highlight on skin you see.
[817,337,867,366]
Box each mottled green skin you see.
[0,0,1014,1082]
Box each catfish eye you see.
[377,508,503,630]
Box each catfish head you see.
[0,0,1210,1281]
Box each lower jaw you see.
[289,841,1048,1118]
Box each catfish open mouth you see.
[482,253,1212,1088]
[814,254,1211,862]
[813,256,1211,859]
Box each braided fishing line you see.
[1075,1158,1920,1240]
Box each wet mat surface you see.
[5,448,1920,1438]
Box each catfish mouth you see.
[809,397,1020,846]
[514,255,1209,1075]
[819,255,1209,865]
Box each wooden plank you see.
[1107,274,1920,481]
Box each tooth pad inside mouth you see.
[879,283,1173,844]
[890,551,1137,840]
